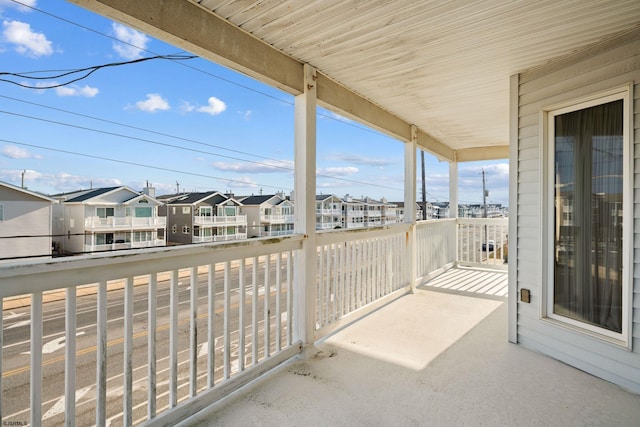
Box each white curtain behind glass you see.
[553,99,623,333]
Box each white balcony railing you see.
[0,218,506,426]
[193,215,247,226]
[84,216,167,229]
[84,238,166,252]
[263,230,295,237]
[2,237,303,426]
[456,217,509,269]
[315,208,342,215]
[365,210,382,217]
[346,210,365,217]
[192,233,248,243]
[260,214,294,224]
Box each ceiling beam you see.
[70,0,304,94]
[455,146,510,162]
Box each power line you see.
[0,137,292,191]
[0,54,197,89]
[0,108,403,191]
[7,0,389,138]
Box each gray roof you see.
[241,194,278,205]
[166,192,226,205]
[65,187,120,202]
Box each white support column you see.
[508,73,519,344]
[449,160,459,266]
[405,126,417,293]
[449,161,458,219]
[293,64,317,348]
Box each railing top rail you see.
[316,223,411,245]
[0,234,304,297]
[456,217,508,225]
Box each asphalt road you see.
[2,260,290,426]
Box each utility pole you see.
[482,168,488,219]
[421,150,427,220]
[482,168,488,253]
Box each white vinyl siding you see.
[0,201,52,261]
[513,28,640,393]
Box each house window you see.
[96,207,114,218]
[133,231,152,242]
[182,225,190,234]
[546,88,630,344]
[199,206,212,217]
[218,205,236,216]
[172,224,177,233]
[182,207,191,214]
[96,233,114,245]
[135,207,152,218]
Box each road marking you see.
[42,385,91,421]
[6,319,30,330]
[3,311,26,320]
[21,332,85,355]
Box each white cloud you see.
[212,159,293,174]
[239,110,252,121]
[219,176,258,189]
[317,166,358,176]
[325,152,393,167]
[55,84,99,97]
[111,22,149,60]
[2,145,42,159]
[0,0,37,12]
[183,97,227,116]
[197,97,226,115]
[0,169,122,193]
[2,20,52,57]
[133,93,170,112]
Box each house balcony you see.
[365,210,382,218]
[7,217,636,426]
[192,232,247,243]
[345,210,365,218]
[260,214,294,224]
[193,215,247,226]
[84,216,166,230]
[316,208,342,216]
[84,238,166,252]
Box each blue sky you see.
[0,0,509,205]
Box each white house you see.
[316,194,343,230]
[240,193,294,238]
[52,186,166,254]
[0,181,55,262]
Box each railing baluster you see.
[264,254,271,358]
[332,244,338,323]
[339,242,345,318]
[190,267,198,397]
[318,245,324,327]
[65,287,76,427]
[223,261,231,379]
[275,253,282,352]
[252,257,258,366]
[239,258,246,370]
[169,270,178,408]
[124,277,133,426]
[31,291,43,426]
[207,264,216,388]
[286,250,293,347]
[96,281,107,427]
[148,274,157,419]
[325,243,331,323]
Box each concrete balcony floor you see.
[187,268,640,426]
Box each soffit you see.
[195,0,640,151]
